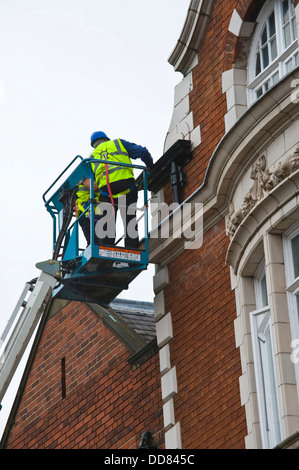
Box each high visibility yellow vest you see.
[76,183,100,218]
[91,139,134,197]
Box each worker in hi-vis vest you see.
[75,178,101,245]
[90,131,154,248]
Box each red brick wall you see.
[5,302,163,449]
[164,219,247,449]
[159,0,295,448]
[161,1,256,448]
[183,0,234,198]
[157,0,299,449]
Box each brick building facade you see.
[2,300,162,449]
[149,0,299,449]
[2,0,299,450]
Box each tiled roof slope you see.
[110,298,156,344]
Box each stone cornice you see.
[148,69,299,267]
[198,69,299,212]
[168,0,214,75]
[226,168,299,274]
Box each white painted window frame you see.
[250,261,282,448]
[283,222,299,398]
[247,0,298,105]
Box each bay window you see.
[247,0,298,104]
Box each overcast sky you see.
[0,0,191,335]
[0,0,191,435]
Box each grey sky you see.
[0,0,191,436]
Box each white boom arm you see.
[0,271,57,403]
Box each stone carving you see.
[261,145,299,192]
[227,144,299,236]
[249,154,267,202]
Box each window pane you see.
[285,56,293,73]
[272,71,279,84]
[291,18,297,41]
[269,11,276,37]
[256,87,263,99]
[291,234,299,278]
[264,79,270,92]
[256,52,261,75]
[282,0,290,25]
[261,275,268,307]
[262,25,268,45]
[262,45,269,68]
[284,23,292,48]
[270,38,278,60]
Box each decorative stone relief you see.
[227,144,299,236]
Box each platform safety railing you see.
[42,157,150,266]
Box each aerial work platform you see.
[36,245,147,305]
[39,155,150,306]
[0,156,150,406]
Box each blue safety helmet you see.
[90,131,109,147]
